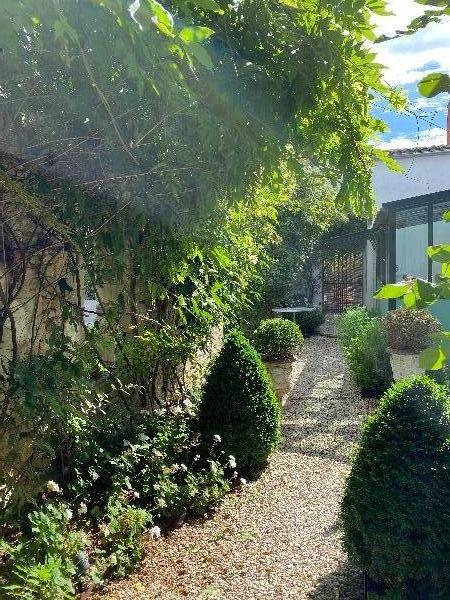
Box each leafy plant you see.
[294,309,325,337]
[253,318,304,361]
[337,306,374,352]
[342,377,450,595]
[0,503,89,600]
[382,308,441,353]
[96,496,151,579]
[337,308,393,396]
[199,330,281,473]
[375,210,450,370]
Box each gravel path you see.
[96,337,368,600]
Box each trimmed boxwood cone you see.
[199,329,281,473]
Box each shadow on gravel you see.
[308,561,364,600]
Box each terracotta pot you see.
[390,350,424,382]
[263,358,295,404]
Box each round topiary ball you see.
[382,308,441,353]
[341,376,450,594]
[199,329,281,473]
[253,318,303,361]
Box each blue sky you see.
[372,0,450,149]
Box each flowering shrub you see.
[199,329,281,473]
[1,401,234,597]
[95,495,151,579]
[253,318,303,361]
[382,308,441,353]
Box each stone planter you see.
[263,358,296,404]
[390,350,424,382]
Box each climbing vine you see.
[0,0,399,557]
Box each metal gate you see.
[322,251,363,313]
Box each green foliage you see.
[0,0,403,593]
[199,330,281,472]
[96,496,151,579]
[338,308,393,396]
[0,503,89,600]
[294,309,324,337]
[341,377,450,594]
[382,309,441,353]
[337,306,373,351]
[246,165,344,320]
[253,318,304,361]
[375,210,450,369]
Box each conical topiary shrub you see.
[199,329,281,473]
[341,376,450,595]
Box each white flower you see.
[46,480,61,493]
[239,478,247,485]
[123,439,131,447]
[180,463,188,472]
[138,433,149,442]
[65,508,73,521]
[171,405,183,415]
[152,449,163,458]
[213,434,221,443]
[183,399,193,409]
[78,502,88,515]
[149,525,161,539]
[153,483,161,490]
[109,553,118,566]
[132,490,140,499]
[228,455,237,469]
[232,471,238,479]
[90,469,99,481]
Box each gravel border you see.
[95,337,367,600]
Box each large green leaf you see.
[418,72,450,98]
[185,41,214,70]
[179,26,214,44]
[374,282,410,299]
[428,244,450,263]
[443,210,450,223]
[419,345,447,371]
[414,278,439,304]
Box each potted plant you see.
[253,318,303,403]
[382,309,441,381]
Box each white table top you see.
[272,307,317,313]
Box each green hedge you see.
[341,377,450,595]
[199,329,281,473]
[294,309,324,337]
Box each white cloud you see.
[373,0,423,36]
[373,1,450,86]
[377,126,447,149]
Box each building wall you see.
[371,151,450,329]
[373,151,450,207]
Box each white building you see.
[322,144,450,329]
